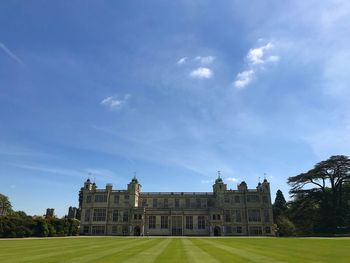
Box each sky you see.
[1,1,350,217]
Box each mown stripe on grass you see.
[181,238,220,263]
[200,238,286,263]
[154,238,187,263]
[121,238,171,263]
[64,238,158,263]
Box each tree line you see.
[0,195,79,238]
[273,155,350,236]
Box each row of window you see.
[148,215,206,230]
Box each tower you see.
[127,176,141,207]
[213,171,227,194]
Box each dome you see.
[215,176,223,184]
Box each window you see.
[91,226,105,235]
[123,212,129,222]
[185,199,190,208]
[249,226,262,235]
[196,198,201,208]
[83,226,89,234]
[164,198,168,208]
[153,198,158,208]
[212,214,221,220]
[265,226,271,234]
[264,209,270,222]
[142,199,147,207]
[224,211,231,222]
[247,195,259,203]
[186,216,193,229]
[134,214,142,220]
[112,210,118,222]
[198,216,205,229]
[248,209,261,222]
[201,199,207,208]
[84,209,90,222]
[161,216,168,229]
[226,226,232,234]
[86,195,92,203]
[149,216,156,229]
[124,195,129,199]
[112,226,118,234]
[94,195,107,203]
[234,196,240,203]
[93,208,106,221]
[114,195,119,204]
[235,210,241,222]
[236,226,242,234]
[224,196,230,203]
[175,198,180,208]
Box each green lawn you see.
[0,237,349,263]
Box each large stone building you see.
[79,175,274,236]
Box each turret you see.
[238,181,248,191]
[261,178,270,192]
[84,178,92,191]
[213,172,227,194]
[127,176,141,207]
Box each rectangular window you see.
[198,216,205,229]
[161,216,168,229]
[83,226,89,234]
[265,226,271,234]
[112,210,118,222]
[142,198,147,207]
[224,196,230,203]
[149,215,156,229]
[185,199,190,208]
[185,216,193,229]
[264,209,270,222]
[84,209,90,222]
[196,198,201,208]
[94,195,107,203]
[175,198,180,208]
[114,195,119,204]
[91,226,105,235]
[201,199,207,208]
[247,195,259,203]
[153,198,158,208]
[86,195,92,203]
[124,195,129,199]
[123,212,129,222]
[249,226,262,235]
[93,208,106,222]
[235,210,241,222]
[234,196,240,203]
[224,210,231,222]
[112,226,118,234]
[164,198,168,208]
[236,226,242,234]
[248,209,261,222]
[226,226,232,234]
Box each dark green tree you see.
[288,155,350,233]
[273,190,287,222]
[0,194,12,216]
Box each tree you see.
[0,194,12,216]
[288,155,350,232]
[273,190,287,222]
[276,215,296,236]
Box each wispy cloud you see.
[194,55,216,65]
[0,41,24,65]
[234,70,254,89]
[225,177,239,183]
[177,57,187,65]
[234,41,279,89]
[189,67,213,79]
[100,94,130,110]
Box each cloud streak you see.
[0,41,24,65]
[189,67,213,79]
[100,94,130,110]
[234,41,279,89]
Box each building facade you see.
[79,176,274,236]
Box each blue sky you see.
[1,1,350,217]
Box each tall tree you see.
[273,190,287,222]
[288,155,350,232]
[0,194,12,216]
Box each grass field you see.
[0,237,349,263]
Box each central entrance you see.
[214,226,221,236]
[171,216,183,236]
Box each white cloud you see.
[189,67,213,79]
[225,177,238,183]
[100,94,130,110]
[234,70,254,88]
[194,56,216,65]
[177,57,187,65]
[247,42,273,65]
[0,41,24,65]
[266,55,280,63]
